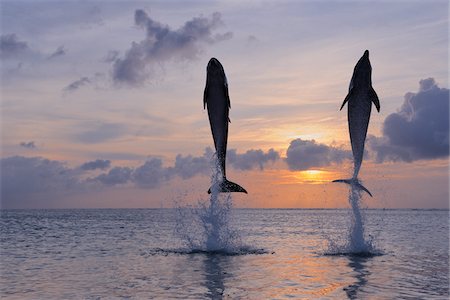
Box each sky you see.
[0,0,448,209]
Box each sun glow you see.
[274,169,338,185]
[304,170,322,175]
[296,170,331,184]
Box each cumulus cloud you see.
[19,141,36,149]
[63,77,91,92]
[80,159,111,171]
[0,34,29,58]
[368,78,449,162]
[286,138,351,170]
[112,9,232,86]
[1,147,281,206]
[228,148,279,170]
[173,152,210,179]
[132,158,174,188]
[48,45,66,59]
[95,166,133,186]
[1,156,82,206]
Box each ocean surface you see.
[1,208,448,299]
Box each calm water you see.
[1,208,448,299]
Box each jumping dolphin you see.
[204,58,247,194]
[333,50,380,197]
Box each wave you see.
[142,247,272,256]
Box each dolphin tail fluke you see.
[332,178,373,197]
[208,178,247,194]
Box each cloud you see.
[80,159,111,171]
[1,147,280,205]
[228,148,279,170]
[103,50,119,63]
[19,141,36,149]
[0,34,29,58]
[92,147,279,188]
[63,77,91,92]
[112,9,232,86]
[95,166,133,186]
[48,45,66,59]
[1,156,82,206]
[173,151,211,179]
[368,78,449,162]
[132,158,174,188]
[285,138,351,170]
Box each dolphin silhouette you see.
[333,50,380,197]
[204,58,247,194]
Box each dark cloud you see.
[368,78,449,162]
[286,138,351,170]
[228,148,279,170]
[132,158,174,188]
[1,147,281,207]
[1,156,82,207]
[173,152,210,179]
[80,159,111,171]
[112,9,232,86]
[63,77,91,92]
[19,141,36,149]
[95,166,133,186]
[0,34,29,58]
[94,147,279,188]
[48,45,66,59]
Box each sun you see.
[304,170,322,175]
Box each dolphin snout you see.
[208,57,220,68]
[207,57,223,74]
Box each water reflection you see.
[202,254,229,299]
[344,255,371,299]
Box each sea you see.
[1,207,448,299]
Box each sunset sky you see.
[1,0,448,209]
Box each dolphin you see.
[333,50,380,197]
[204,58,247,194]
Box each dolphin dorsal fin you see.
[370,87,380,112]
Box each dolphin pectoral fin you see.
[370,87,380,112]
[203,83,209,109]
[340,89,353,111]
[339,100,347,111]
[332,178,373,197]
[332,179,352,184]
[208,179,247,194]
[222,80,231,109]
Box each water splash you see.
[174,154,262,255]
[347,185,375,254]
[325,184,381,256]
